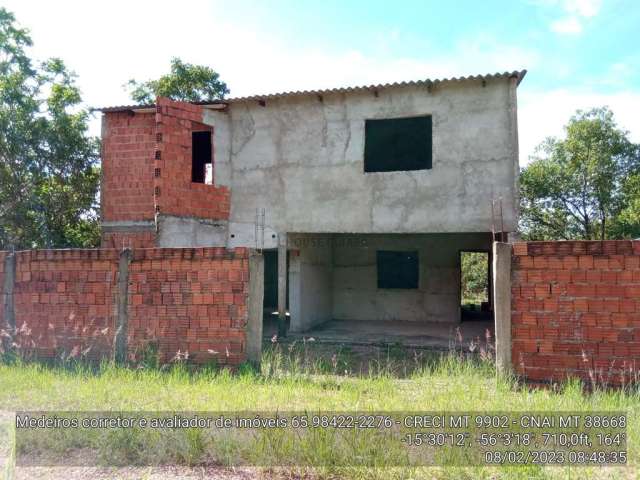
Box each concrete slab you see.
[264,317,494,351]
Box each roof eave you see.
[94,69,528,112]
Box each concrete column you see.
[113,248,132,363]
[492,242,512,374]
[246,251,264,364]
[287,254,302,332]
[2,253,16,354]
[277,232,287,337]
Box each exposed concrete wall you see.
[156,215,228,248]
[203,79,518,248]
[288,233,333,332]
[332,233,491,323]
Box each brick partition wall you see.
[100,110,157,248]
[511,240,640,385]
[0,247,250,366]
[154,97,231,220]
[101,111,156,223]
[127,247,248,364]
[12,249,119,359]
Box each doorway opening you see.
[460,250,491,322]
[263,249,289,335]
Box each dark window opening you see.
[364,116,432,172]
[263,249,290,311]
[377,250,419,289]
[192,131,212,184]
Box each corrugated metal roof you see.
[94,70,526,112]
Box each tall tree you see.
[126,57,229,104]
[0,8,100,249]
[520,107,640,240]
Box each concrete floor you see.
[264,317,494,350]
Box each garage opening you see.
[460,250,491,322]
[261,234,495,349]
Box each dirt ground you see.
[13,466,285,480]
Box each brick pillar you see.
[1,253,16,355]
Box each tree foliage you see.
[126,57,229,104]
[0,8,100,249]
[520,107,640,240]
[461,252,488,306]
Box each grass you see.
[0,343,638,479]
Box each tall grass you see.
[0,343,638,479]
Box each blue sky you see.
[3,0,639,163]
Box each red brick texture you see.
[2,247,250,366]
[12,249,119,359]
[154,97,230,220]
[101,111,156,223]
[512,241,640,385]
[127,247,248,365]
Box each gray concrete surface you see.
[264,318,494,350]
[199,78,519,250]
[113,248,132,364]
[284,233,492,328]
[288,233,333,332]
[156,215,228,248]
[331,233,491,323]
[246,252,264,364]
[492,242,512,373]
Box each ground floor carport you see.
[262,232,495,350]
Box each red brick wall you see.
[12,249,119,359]
[101,231,156,249]
[154,97,230,220]
[101,111,156,222]
[127,247,248,365]
[511,241,640,385]
[1,247,250,366]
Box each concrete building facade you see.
[99,71,525,336]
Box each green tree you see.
[610,173,640,239]
[0,8,100,249]
[519,107,640,240]
[126,57,229,104]
[461,252,489,306]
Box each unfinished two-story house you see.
[98,70,525,346]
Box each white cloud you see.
[546,0,602,35]
[550,16,583,34]
[518,89,640,165]
[564,0,602,17]
[3,0,636,169]
[0,1,537,104]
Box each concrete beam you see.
[113,248,132,363]
[246,252,264,364]
[1,253,16,354]
[277,232,287,337]
[492,242,512,374]
[101,220,156,233]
